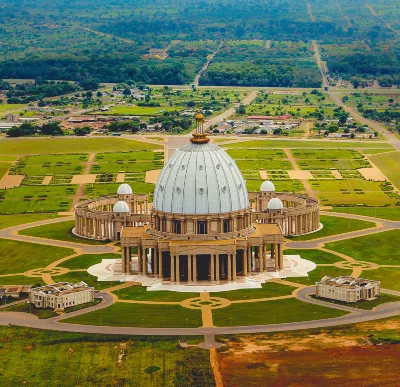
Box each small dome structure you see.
[267,198,284,210]
[260,180,275,192]
[117,183,132,195]
[195,112,204,121]
[113,201,130,213]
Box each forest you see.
[0,0,398,86]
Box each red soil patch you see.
[218,344,400,387]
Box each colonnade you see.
[122,243,284,282]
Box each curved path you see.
[0,216,116,253]
[286,210,400,249]
[1,287,399,336]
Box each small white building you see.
[316,276,380,303]
[29,282,94,310]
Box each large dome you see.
[153,142,249,214]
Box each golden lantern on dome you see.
[191,109,209,144]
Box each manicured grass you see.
[0,327,213,387]
[213,298,347,327]
[2,302,57,318]
[19,220,110,245]
[55,271,117,290]
[0,138,158,156]
[369,151,400,191]
[0,185,77,214]
[211,282,295,301]
[64,299,101,313]
[288,215,375,241]
[61,253,121,270]
[84,182,155,198]
[330,206,400,221]
[309,179,396,206]
[223,140,394,150]
[0,239,74,275]
[284,249,344,264]
[0,162,12,179]
[0,213,61,229]
[356,268,400,291]
[98,105,183,116]
[286,267,353,286]
[64,302,203,328]
[0,103,26,114]
[312,293,400,310]
[114,285,198,302]
[325,230,400,265]
[0,275,43,286]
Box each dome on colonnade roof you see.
[117,183,133,195]
[113,200,130,213]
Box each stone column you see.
[158,250,163,278]
[188,255,192,282]
[232,254,237,280]
[211,254,215,281]
[170,255,175,282]
[259,245,263,272]
[274,243,279,270]
[176,255,180,282]
[247,246,252,273]
[151,248,156,275]
[278,243,284,269]
[227,254,232,281]
[263,244,267,271]
[192,255,197,282]
[243,249,248,276]
[215,254,220,282]
[142,248,147,275]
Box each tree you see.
[107,120,140,133]
[123,88,131,96]
[86,91,93,98]
[74,126,92,136]
[7,123,36,137]
[237,105,246,115]
[96,91,103,97]
[40,122,63,136]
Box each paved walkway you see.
[0,216,116,253]
[284,148,314,197]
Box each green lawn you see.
[2,302,56,318]
[325,230,400,265]
[330,207,400,221]
[0,239,74,275]
[0,327,213,387]
[113,285,198,302]
[211,281,295,301]
[213,298,347,327]
[288,215,375,241]
[362,268,400,291]
[0,185,77,214]
[64,302,203,328]
[61,253,121,270]
[19,220,110,245]
[313,293,400,310]
[284,249,344,264]
[55,271,117,290]
[286,267,353,286]
[223,140,394,150]
[98,105,183,116]
[369,151,400,191]
[0,138,158,156]
[0,103,26,115]
[0,213,61,229]
[0,275,43,286]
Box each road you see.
[285,210,400,249]
[328,91,400,150]
[193,40,224,87]
[0,216,115,253]
[1,286,399,336]
[312,40,328,88]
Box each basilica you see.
[74,113,320,284]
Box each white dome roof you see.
[117,183,132,195]
[153,142,249,214]
[267,198,284,210]
[260,180,275,192]
[113,200,130,213]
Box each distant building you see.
[248,114,292,121]
[0,285,32,299]
[29,282,94,310]
[316,276,380,303]
[146,48,168,59]
[67,116,97,123]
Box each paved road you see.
[1,286,399,336]
[0,216,115,253]
[328,91,400,151]
[286,211,400,249]
[193,40,224,87]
